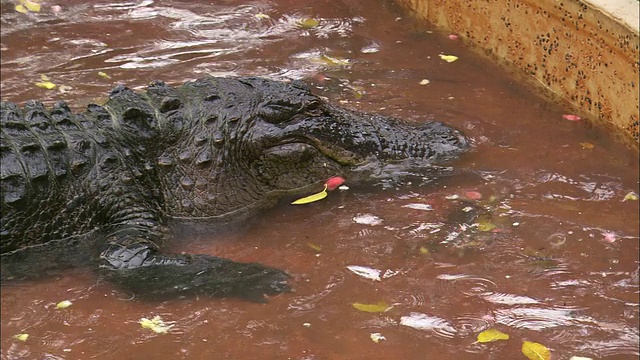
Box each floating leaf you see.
[622,192,639,201]
[40,74,50,81]
[98,71,111,79]
[419,79,430,85]
[35,81,56,90]
[476,328,510,343]
[254,13,270,19]
[320,54,349,67]
[403,203,433,211]
[139,315,174,334]
[13,333,29,342]
[325,176,345,191]
[400,312,457,333]
[522,340,551,360]
[562,114,581,121]
[370,332,386,343]
[297,18,319,28]
[477,221,496,232]
[579,142,594,150]
[21,0,41,12]
[352,214,383,226]
[439,54,458,63]
[419,246,430,254]
[352,301,390,313]
[346,265,381,281]
[307,242,321,251]
[56,300,73,309]
[58,85,72,94]
[15,4,28,13]
[291,185,328,205]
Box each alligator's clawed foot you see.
[101,250,292,301]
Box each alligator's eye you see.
[304,101,323,116]
[261,104,296,124]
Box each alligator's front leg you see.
[97,225,290,302]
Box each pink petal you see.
[562,114,581,121]
[465,191,482,200]
[602,231,617,243]
[325,176,345,191]
[448,34,459,40]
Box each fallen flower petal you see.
[562,114,581,121]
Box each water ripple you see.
[436,273,498,297]
[287,273,344,315]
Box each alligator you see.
[0,76,468,302]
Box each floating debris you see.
[347,265,381,281]
[56,300,73,309]
[562,114,581,121]
[13,333,29,342]
[352,214,383,226]
[475,328,510,343]
[438,54,458,63]
[370,332,386,343]
[139,315,174,334]
[402,203,433,211]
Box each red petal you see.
[465,191,482,200]
[325,176,345,191]
[562,114,581,121]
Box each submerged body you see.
[0,77,468,301]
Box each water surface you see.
[1,0,638,359]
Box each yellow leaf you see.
[419,246,429,254]
[40,74,50,81]
[291,185,328,205]
[476,328,510,343]
[522,340,551,360]
[13,333,29,342]
[439,54,459,63]
[320,54,349,67]
[254,13,270,19]
[35,81,56,90]
[98,71,111,79]
[139,316,174,334]
[21,0,41,12]
[623,192,639,201]
[15,4,28,13]
[370,332,386,343]
[352,301,390,313]
[307,242,321,251]
[477,221,496,232]
[297,18,319,28]
[56,300,72,309]
[579,142,594,150]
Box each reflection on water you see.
[1,0,638,359]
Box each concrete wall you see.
[395,0,639,148]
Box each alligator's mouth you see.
[269,137,369,167]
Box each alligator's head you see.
[140,77,468,219]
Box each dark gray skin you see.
[0,76,468,302]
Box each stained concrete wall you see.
[395,0,639,148]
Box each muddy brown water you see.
[1,0,638,359]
